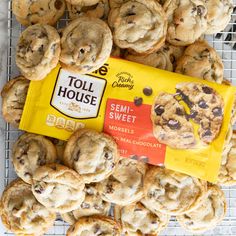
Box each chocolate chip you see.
[131,155,138,160]
[81,202,90,209]
[192,7,197,13]
[189,110,198,119]
[202,86,213,94]
[174,38,181,41]
[134,97,143,106]
[104,152,112,160]
[94,224,102,234]
[34,184,44,194]
[50,165,57,170]
[176,107,184,116]
[180,18,184,22]
[134,208,142,212]
[37,158,46,166]
[198,100,208,109]
[143,87,153,96]
[94,204,102,210]
[80,48,85,54]
[197,5,206,16]
[74,150,80,161]
[19,159,25,165]
[203,129,212,137]
[24,172,31,177]
[54,0,63,10]
[139,156,149,163]
[106,184,114,194]
[212,107,222,117]
[176,89,193,107]
[170,54,175,63]
[201,48,210,57]
[154,104,165,116]
[167,119,181,130]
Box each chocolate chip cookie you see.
[66,0,109,20]
[114,201,170,235]
[60,16,112,73]
[177,184,226,233]
[1,76,29,127]
[97,158,147,205]
[125,43,185,72]
[12,133,57,184]
[175,40,224,83]
[16,24,61,81]
[61,183,111,224]
[66,0,100,5]
[63,129,119,183]
[0,179,56,235]
[151,92,195,149]
[218,130,236,185]
[143,166,207,215]
[66,216,121,236]
[163,0,208,46]
[109,0,167,54]
[32,164,85,213]
[205,0,233,34]
[12,0,66,26]
[176,82,224,143]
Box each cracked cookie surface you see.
[16,24,61,81]
[63,129,119,183]
[114,201,170,235]
[109,0,167,54]
[61,183,111,224]
[12,133,57,184]
[98,158,147,205]
[125,44,185,72]
[66,216,121,236]
[60,16,112,73]
[143,166,207,215]
[12,0,66,26]
[32,164,85,213]
[205,0,233,34]
[177,184,226,233]
[163,0,208,46]
[175,40,224,83]
[0,179,56,235]
[66,0,109,20]
[1,76,29,128]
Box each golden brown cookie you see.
[218,130,236,185]
[12,0,66,26]
[143,166,207,215]
[177,184,226,233]
[32,164,85,213]
[66,216,121,236]
[63,129,119,183]
[12,133,57,184]
[114,201,170,235]
[16,24,61,81]
[66,0,109,20]
[205,0,233,34]
[0,179,56,235]
[98,158,147,205]
[125,44,185,71]
[60,16,112,73]
[109,0,167,54]
[175,40,224,83]
[1,76,29,127]
[61,183,111,224]
[163,0,208,46]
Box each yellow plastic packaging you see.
[20,57,236,182]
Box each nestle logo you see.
[92,63,109,76]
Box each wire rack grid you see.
[3,0,236,235]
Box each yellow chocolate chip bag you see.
[20,57,236,182]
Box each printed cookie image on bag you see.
[151,83,224,149]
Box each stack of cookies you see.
[0,0,235,235]
[0,128,229,235]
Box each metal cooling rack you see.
[3,0,236,235]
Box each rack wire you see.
[4,0,236,235]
